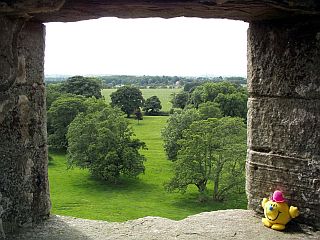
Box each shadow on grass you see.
[170,192,247,213]
[49,152,158,197]
[72,174,158,194]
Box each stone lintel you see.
[0,1,320,22]
[0,0,65,16]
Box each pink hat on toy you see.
[271,190,286,203]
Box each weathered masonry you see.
[0,0,319,234]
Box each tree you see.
[134,108,143,124]
[198,101,222,119]
[110,86,144,117]
[214,92,248,119]
[161,109,200,161]
[171,91,189,109]
[66,104,146,183]
[47,95,86,150]
[203,81,237,101]
[143,96,162,115]
[189,86,204,108]
[183,82,201,93]
[189,82,238,108]
[60,75,102,98]
[165,117,246,201]
[46,83,63,110]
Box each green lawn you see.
[49,116,247,222]
[101,88,181,112]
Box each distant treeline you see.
[45,75,246,88]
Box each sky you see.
[44,17,249,77]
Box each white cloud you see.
[45,17,248,77]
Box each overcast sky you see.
[44,17,248,77]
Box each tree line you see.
[46,74,247,88]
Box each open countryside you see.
[47,76,248,222]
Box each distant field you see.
[49,116,247,222]
[101,88,181,112]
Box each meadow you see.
[48,88,247,222]
[101,88,181,112]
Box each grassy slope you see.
[49,116,246,222]
[101,88,181,112]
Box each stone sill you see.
[7,209,320,240]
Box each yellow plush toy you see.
[261,190,299,231]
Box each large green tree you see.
[214,92,248,119]
[47,95,86,150]
[162,109,200,161]
[189,82,238,108]
[171,91,189,109]
[46,83,63,110]
[183,82,201,93]
[165,117,246,201]
[110,86,144,117]
[198,101,222,119]
[143,96,162,115]
[67,103,146,183]
[60,75,102,98]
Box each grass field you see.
[49,116,247,222]
[101,88,181,112]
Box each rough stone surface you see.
[247,97,320,159]
[0,17,50,233]
[0,1,320,22]
[246,19,320,228]
[246,151,320,227]
[6,210,320,240]
[247,19,320,99]
[0,17,24,93]
[0,0,64,16]
[1,0,320,236]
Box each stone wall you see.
[0,0,320,235]
[246,18,320,228]
[0,17,50,233]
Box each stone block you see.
[248,97,320,160]
[248,19,320,99]
[246,150,320,227]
